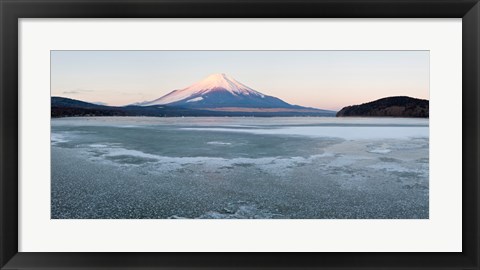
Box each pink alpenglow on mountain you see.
[136,73,332,114]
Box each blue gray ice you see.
[51,117,429,219]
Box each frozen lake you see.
[51,117,429,219]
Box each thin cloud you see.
[62,88,96,94]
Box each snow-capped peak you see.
[142,73,265,106]
[185,73,262,96]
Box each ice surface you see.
[51,116,428,128]
[51,117,429,219]
[182,126,428,140]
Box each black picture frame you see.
[1,0,479,269]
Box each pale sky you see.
[51,51,429,111]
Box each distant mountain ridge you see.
[52,97,335,118]
[336,96,429,118]
[53,73,336,117]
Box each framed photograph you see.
[1,0,479,269]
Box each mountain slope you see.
[336,96,429,118]
[138,73,332,113]
[141,73,267,106]
[52,96,108,109]
[52,97,126,117]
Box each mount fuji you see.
[52,74,336,117]
[136,73,332,114]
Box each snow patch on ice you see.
[207,141,232,145]
[368,148,392,154]
[369,163,411,172]
[198,204,282,219]
[327,155,365,167]
[182,126,428,140]
[88,144,109,148]
[103,148,160,160]
[169,201,283,219]
[52,131,94,145]
[82,143,331,176]
[116,125,140,128]
[51,133,69,145]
